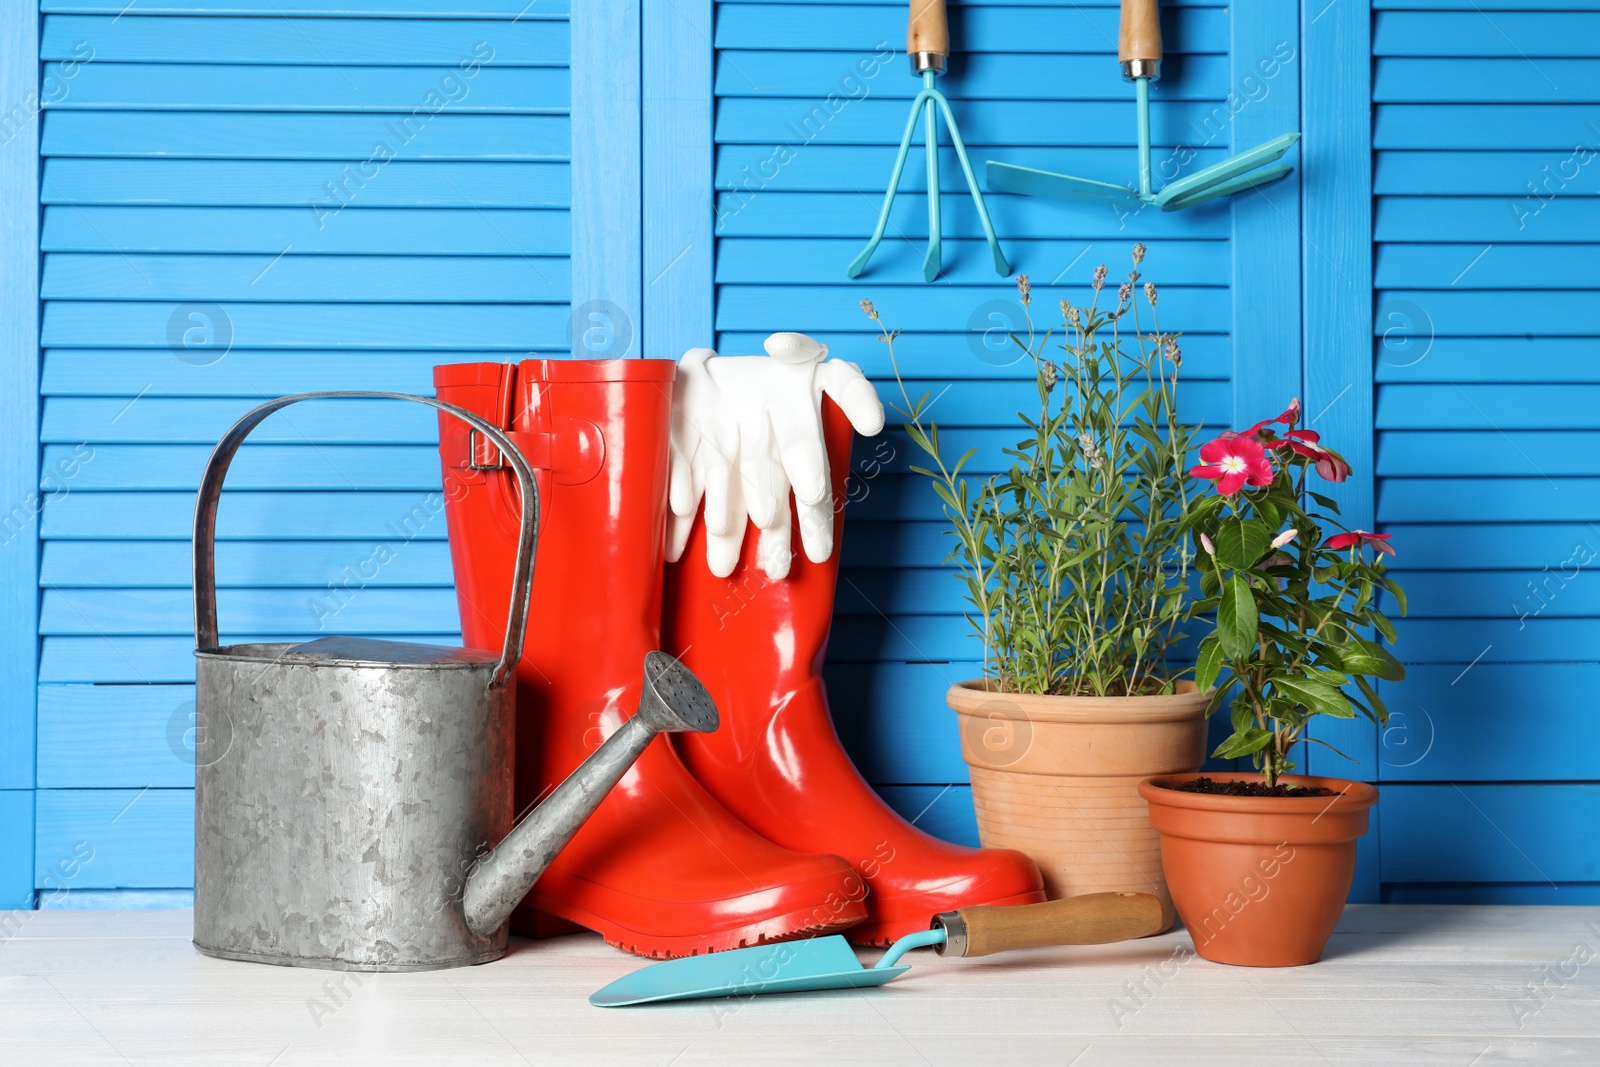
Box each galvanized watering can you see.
[191,391,719,972]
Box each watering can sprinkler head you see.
[461,651,718,937]
[636,650,721,735]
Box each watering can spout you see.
[462,651,719,937]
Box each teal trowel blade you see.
[1153,132,1300,209]
[1159,163,1294,211]
[985,161,1140,206]
[590,928,945,1008]
[590,936,904,1007]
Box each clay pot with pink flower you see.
[1142,402,1408,966]
[865,248,1211,926]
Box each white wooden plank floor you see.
[1,905,1597,1065]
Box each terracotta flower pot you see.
[947,681,1210,929]
[1138,772,1379,967]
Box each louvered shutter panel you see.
[33,0,571,900]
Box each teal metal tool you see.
[847,0,1008,282]
[591,892,1166,1007]
[986,0,1299,212]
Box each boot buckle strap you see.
[468,429,505,471]
[468,421,605,484]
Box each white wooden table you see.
[2,906,1595,1065]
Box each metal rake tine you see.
[923,93,942,282]
[934,92,1010,278]
[847,88,932,279]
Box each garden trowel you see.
[590,892,1165,1007]
[986,0,1299,212]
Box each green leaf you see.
[1213,516,1276,571]
[1194,635,1224,692]
[1217,574,1259,660]
[1272,675,1355,718]
[1308,491,1342,514]
[1310,667,1351,687]
[1213,728,1274,760]
[1371,611,1399,644]
[1230,701,1255,736]
[1354,577,1374,613]
[1335,638,1407,682]
[1178,494,1226,534]
[1383,578,1409,617]
[1304,736,1356,763]
[1353,675,1390,723]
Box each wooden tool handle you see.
[907,0,949,59]
[944,892,1166,958]
[1118,0,1163,66]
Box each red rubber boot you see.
[434,360,868,958]
[664,399,1046,946]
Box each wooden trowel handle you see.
[937,892,1166,958]
[1118,0,1163,68]
[908,0,949,60]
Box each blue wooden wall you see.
[709,0,1304,845]
[3,0,1596,907]
[19,0,574,907]
[1365,0,1600,902]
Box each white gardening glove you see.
[667,348,742,569]
[666,333,885,580]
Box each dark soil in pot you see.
[1169,776,1336,798]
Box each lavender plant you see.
[864,248,1201,697]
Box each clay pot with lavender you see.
[949,682,1208,927]
[874,251,1207,930]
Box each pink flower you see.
[1284,427,1318,445]
[1265,427,1350,483]
[1270,528,1298,549]
[1241,400,1303,442]
[1191,434,1275,496]
[1259,429,1310,453]
[1240,418,1277,442]
[1312,449,1350,483]
[1326,530,1395,557]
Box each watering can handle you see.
[192,391,539,685]
[907,0,948,63]
[1118,0,1162,74]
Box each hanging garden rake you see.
[847,0,1009,282]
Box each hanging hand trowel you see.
[986,0,1299,212]
[591,892,1165,1007]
